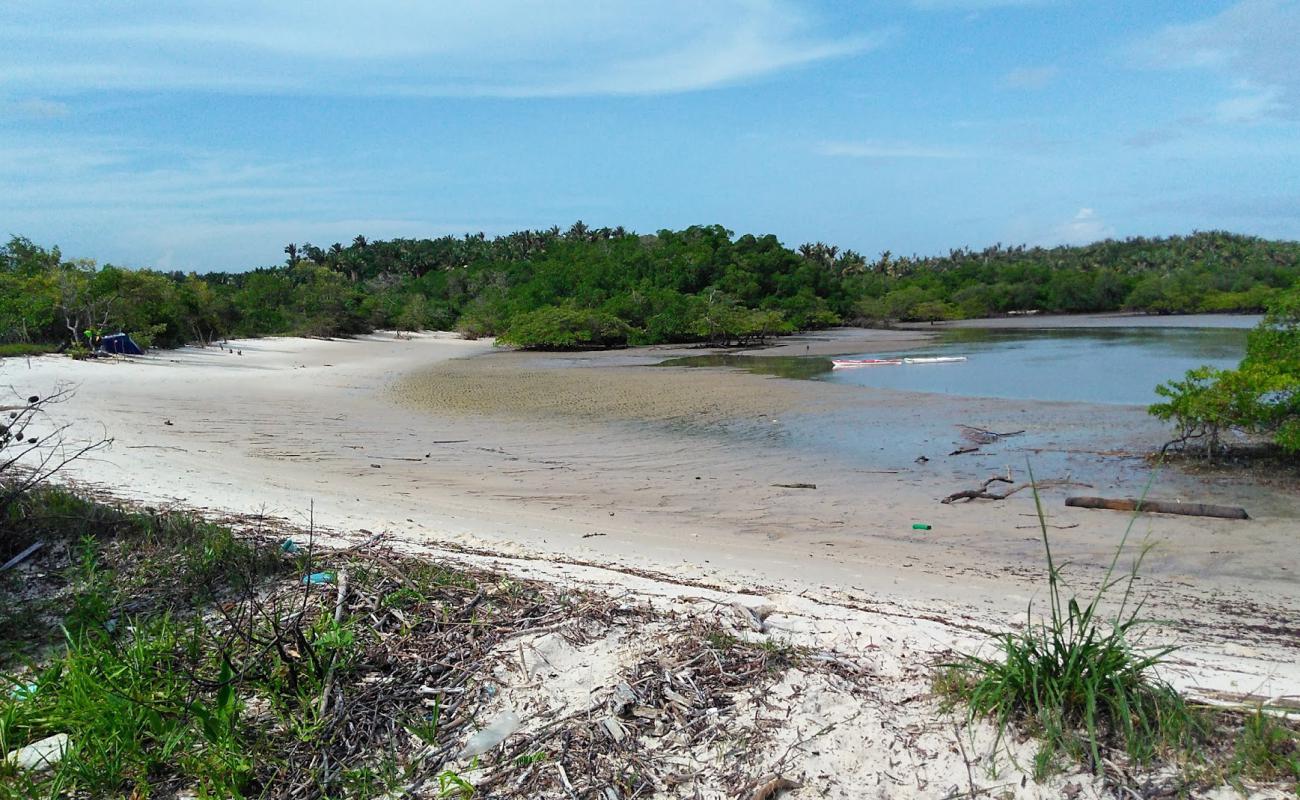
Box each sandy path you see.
[6,332,1299,716]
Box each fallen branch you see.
[941,476,1012,503]
[1,541,43,571]
[958,425,1025,445]
[1065,496,1249,520]
[316,568,350,717]
[943,478,1092,504]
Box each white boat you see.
[901,356,967,364]
[831,355,967,369]
[831,358,902,368]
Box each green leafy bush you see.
[497,307,631,349]
[1151,287,1300,456]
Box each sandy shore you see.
[6,331,1299,795]
[905,312,1263,330]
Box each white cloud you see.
[0,134,414,267]
[816,140,968,159]
[1044,207,1114,246]
[1213,84,1286,123]
[1136,0,1300,118]
[0,1,883,97]
[1000,65,1058,90]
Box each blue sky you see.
[1,0,1298,272]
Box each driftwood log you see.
[1065,496,1249,520]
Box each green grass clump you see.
[1232,707,1300,785]
[0,623,254,799]
[943,473,1203,777]
[0,343,58,358]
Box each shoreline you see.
[7,331,1298,718]
[901,311,1264,330]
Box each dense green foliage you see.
[1151,286,1300,456]
[3,227,1299,351]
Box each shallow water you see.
[656,320,1282,505]
[664,321,1257,406]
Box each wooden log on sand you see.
[1065,496,1249,520]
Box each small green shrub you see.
[498,306,631,349]
[943,473,1202,777]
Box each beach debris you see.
[1065,496,1249,520]
[914,455,929,464]
[609,682,639,715]
[958,425,1025,445]
[944,476,1092,504]
[748,774,800,800]
[302,571,335,585]
[600,716,628,743]
[771,482,816,489]
[280,538,302,554]
[733,603,768,633]
[164,419,174,426]
[461,710,522,757]
[5,733,69,772]
[582,532,607,539]
[911,523,932,530]
[1,540,44,571]
[942,476,1013,503]
[948,445,981,456]
[8,681,38,700]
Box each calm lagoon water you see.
[655,318,1293,510]
[664,319,1258,406]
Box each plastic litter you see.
[911,523,932,530]
[8,682,37,700]
[5,733,69,772]
[280,539,301,554]
[460,710,521,757]
[302,572,335,585]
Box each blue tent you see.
[99,333,144,355]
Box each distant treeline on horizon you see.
[3,225,1299,352]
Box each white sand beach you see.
[7,331,1299,797]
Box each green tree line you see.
[3,225,1299,352]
